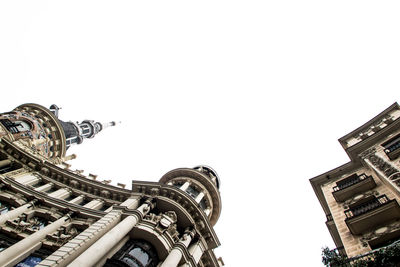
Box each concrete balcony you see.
[345,195,400,235]
[332,174,376,202]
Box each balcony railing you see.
[333,174,368,192]
[344,195,389,219]
[323,240,400,266]
[383,135,400,160]
[344,195,400,235]
[332,174,376,202]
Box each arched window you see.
[104,240,159,267]
[0,119,32,134]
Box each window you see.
[104,240,159,267]
[0,201,11,215]
[0,119,31,134]
[382,133,400,160]
[186,185,200,198]
[15,256,42,267]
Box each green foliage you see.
[321,247,348,267]
[321,242,400,267]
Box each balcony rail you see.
[344,195,390,219]
[382,134,400,160]
[324,240,400,266]
[333,174,368,192]
[383,136,400,153]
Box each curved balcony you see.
[332,174,376,202]
[344,195,400,235]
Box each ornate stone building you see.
[0,103,224,267]
[310,103,400,260]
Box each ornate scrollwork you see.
[143,211,179,241]
[359,147,377,159]
[366,154,398,177]
[7,214,47,233]
[100,190,110,198]
[342,190,379,209]
[48,226,78,246]
[69,180,79,189]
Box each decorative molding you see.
[342,190,379,209]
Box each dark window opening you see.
[30,217,47,231]
[199,198,207,210]
[382,133,400,160]
[32,181,45,188]
[45,187,57,194]
[104,239,159,267]
[80,199,89,206]
[171,182,183,189]
[0,161,22,174]
[64,195,76,202]
[15,256,42,267]
[186,186,200,198]
[100,205,110,212]
[0,119,32,134]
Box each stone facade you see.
[0,104,224,267]
[310,102,400,259]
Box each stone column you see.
[83,199,104,210]
[160,230,194,267]
[180,181,190,192]
[68,201,153,267]
[15,174,41,186]
[35,183,54,192]
[188,241,204,264]
[48,188,71,199]
[195,192,205,203]
[0,213,72,267]
[0,159,11,168]
[68,195,85,205]
[37,197,141,267]
[120,197,140,209]
[0,201,36,225]
[204,208,211,216]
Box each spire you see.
[63,120,119,148]
[49,104,120,149]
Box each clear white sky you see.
[1,1,400,266]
